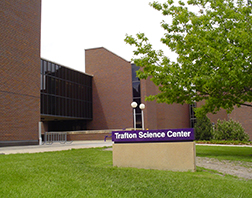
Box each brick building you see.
[1,1,251,146]
[85,47,191,131]
[85,47,252,140]
[0,0,41,146]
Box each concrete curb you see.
[1,141,251,155]
[0,140,113,155]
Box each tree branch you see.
[239,103,252,107]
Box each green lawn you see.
[0,146,251,198]
[196,145,252,163]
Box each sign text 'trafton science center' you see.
[112,128,194,143]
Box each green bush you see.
[194,116,213,140]
[213,119,249,141]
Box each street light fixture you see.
[131,102,138,130]
[139,103,145,130]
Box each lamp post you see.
[139,103,145,130]
[131,102,138,130]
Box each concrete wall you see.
[85,47,133,130]
[113,142,196,171]
[0,0,41,146]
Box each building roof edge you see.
[40,57,93,77]
[85,47,131,63]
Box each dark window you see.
[132,64,140,82]
[131,63,142,128]
[40,59,92,120]
[190,103,197,128]
[133,82,141,97]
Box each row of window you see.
[41,59,92,86]
[41,94,92,119]
[41,59,92,119]
[41,75,91,101]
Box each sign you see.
[112,128,194,143]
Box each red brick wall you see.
[196,101,252,140]
[141,77,190,130]
[67,133,112,141]
[0,0,41,146]
[229,104,252,140]
[85,47,132,130]
[196,101,228,124]
[156,103,190,129]
[140,77,158,129]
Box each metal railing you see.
[44,132,72,145]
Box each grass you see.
[196,145,252,163]
[195,140,252,145]
[0,146,251,198]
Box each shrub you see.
[194,116,213,140]
[213,119,249,141]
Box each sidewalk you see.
[0,141,251,155]
[0,140,113,155]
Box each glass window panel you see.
[55,79,59,95]
[48,62,52,72]
[132,64,140,82]
[48,95,52,114]
[43,61,47,75]
[55,97,59,115]
[52,78,56,94]
[40,74,43,90]
[66,69,69,81]
[74,100,77,117]
[68,69,71,81]
[40,94,44,114]
[81,101,84,117]
[70,99,73,117]
[89,77,92,87]
[60,98,64,116]
[68,99,72,117]
[43,94,48,114]
[60,67,66,79]
[79,84,82,100]
[55,65,60,77]
[80,74,83,84]
[133,82,141,97]
[77,73,80,84]
[86,87,89,101]
[69,99,72,117]
[136,114,142,128]
[52,96,56,115]
[52,63,55,72]
[40,60,43,74]
[84,102,87,118]
[68,82,71,98]
[59,67,63,78]
[65,99,68,116]
[65,82,69,97]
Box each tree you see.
[213,119,249,141]
[194,115,213,140]
[125,0,252,117]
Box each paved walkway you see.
[0,141,251,155]
[0,140,113,155]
